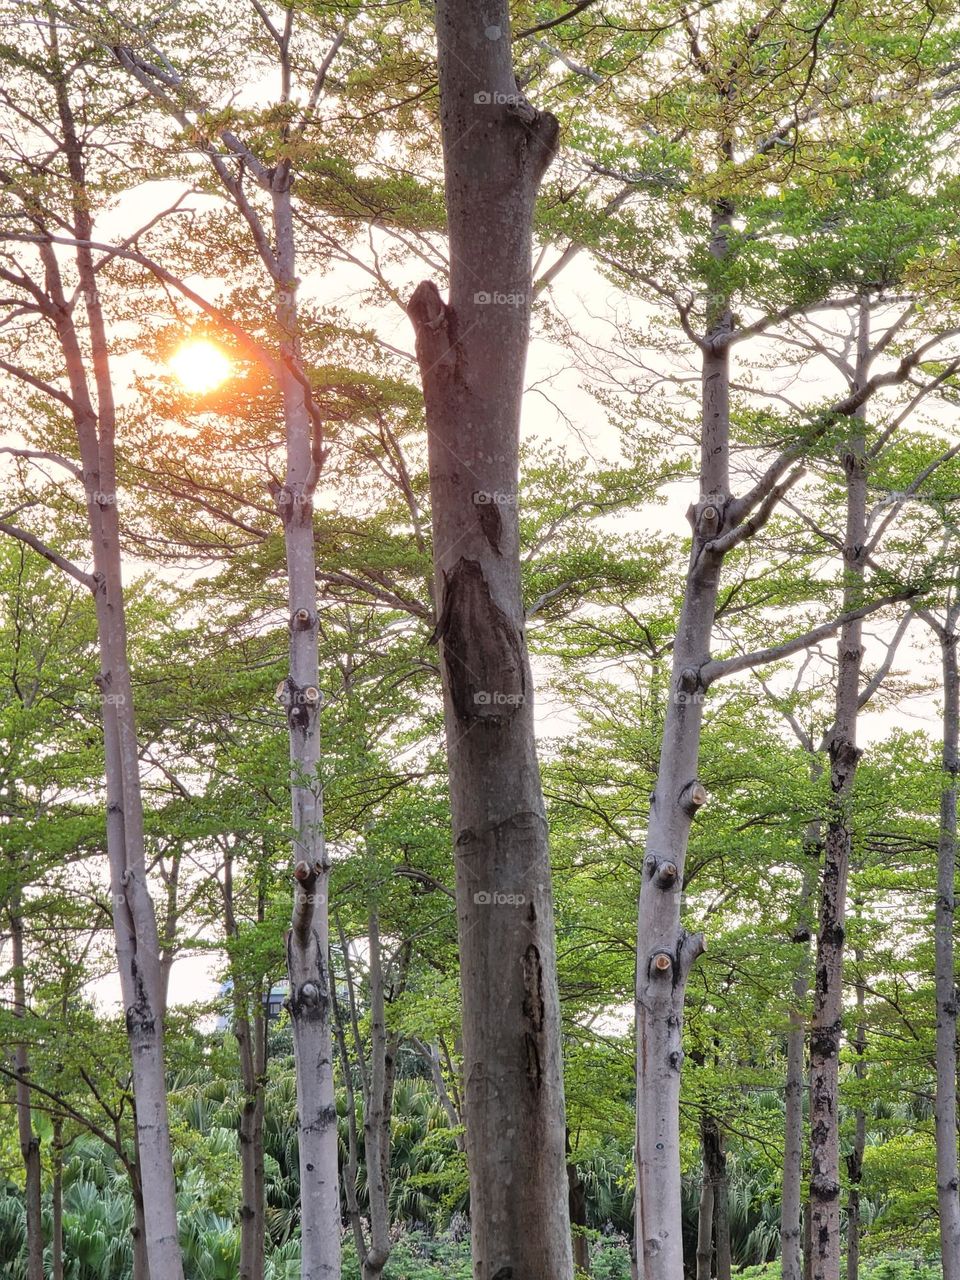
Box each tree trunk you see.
[935,618,960,1280]
[406,6,571,1277]
[782,816,821,1280]
[703,1115,730,1280]
[845,934,866,1280]
[269,171,340,1280]
[53,1118,64,1280]
[46,49,183,1280]
[131,1165,151,1280]
[568,1161,591,1275]
[803,1202,813,1280]
[237,1007,267,1280]
[696,1161,714,1280]
[10,900,44,1280]
[634,231,731,1277]
[809,299,870,1280]
[224,850,267,1280]
[360,907,395,1280]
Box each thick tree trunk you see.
[10,901,44,1280]
[935,620,960,1280]
[269,174,340,1280]
[406,5,571,1277]
[809,300,870,1280]
[782,818,821,1280]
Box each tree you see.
[0,18,186,1275]
[405,2,573,1273]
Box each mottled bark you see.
[810,300,870,1280]
[782,816,821,1280]
[406,4,571,1275]
[845,935,866,1280]
[270,171,340,1280]
[633,210,729,1276]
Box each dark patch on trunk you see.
[524,1031,542,1090]
[522,944,545,1031]
[475,496,503,555]
[288,972,329,1023]
[124,958,155,1038]
[433,558,524,721]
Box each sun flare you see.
[169,338,233,394]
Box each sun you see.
[168,338,233,394]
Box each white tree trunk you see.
[809,300,870,1280]
[270,174,341,1280]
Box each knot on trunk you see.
[275,677,322,730]
[644,854,679,889]
[407,281,456,374]
[680,778,709,815]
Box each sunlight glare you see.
[169,338,233,394]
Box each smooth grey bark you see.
[926,600,960,1279]
[782,815,821,1280]
[10,899,44,1280]
[809,300,870,1280]
[406,4,572,1276]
